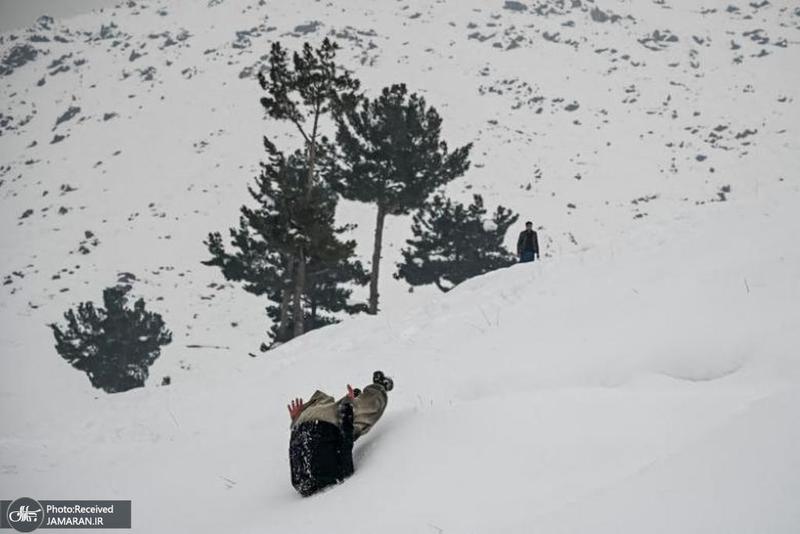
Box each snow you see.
[0,0,120,33]
[1,0,799,532]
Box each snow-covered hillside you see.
[1,0,799,532]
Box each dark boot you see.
[372,370,394,392]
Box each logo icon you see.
[6,498,44,533]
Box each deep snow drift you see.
[4,182,800,533]
[1,0,799,532]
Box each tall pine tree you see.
[330,83,472,314]
[203,138,367,347]
[257,37,360,336]
[395,194,519,292]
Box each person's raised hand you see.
[346,384,356,400]
[287,397,304,421]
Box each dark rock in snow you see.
[504,1,528,12]
[48,53,73,72]
[590,7,609,22]
[238,65,254,79]
[639,29,680,51]
[94,22,122,41]
[1,44,40,76]
[54,106,81,129]
[36,15,55,30]
[138,66,156,81]
[735,128,757,140]
[468,31,496,42]
[294,21,321,35]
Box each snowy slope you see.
[1,0,799,532]
[4,183,799,533]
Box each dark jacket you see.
[517,229,539,255]
[289,400,354,496]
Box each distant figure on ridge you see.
[517,221,540,263]
[287,371,394,496]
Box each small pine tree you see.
[395,194,519,292]
[49,285,172,393]
[330,83,472,313]
[204,139,367,347]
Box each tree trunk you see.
[293,113,316,335]
[293,249,306,337]
[277,255,294,340]
[278,289,292,339]
[293,104,318,336]
[368,204,387,315]
[305,104,319,201]
[305,141,317,201]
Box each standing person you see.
[287,371,394,496]
[517,221,540,263]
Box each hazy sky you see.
[0,0,120,32]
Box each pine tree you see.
[49,285,172,393]
[203,139,367,347]
[258,38,360,336]
[395,194,519,292]
[330,83,472,314]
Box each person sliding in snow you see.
[287,370,394,496]
[517,220,540,263]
